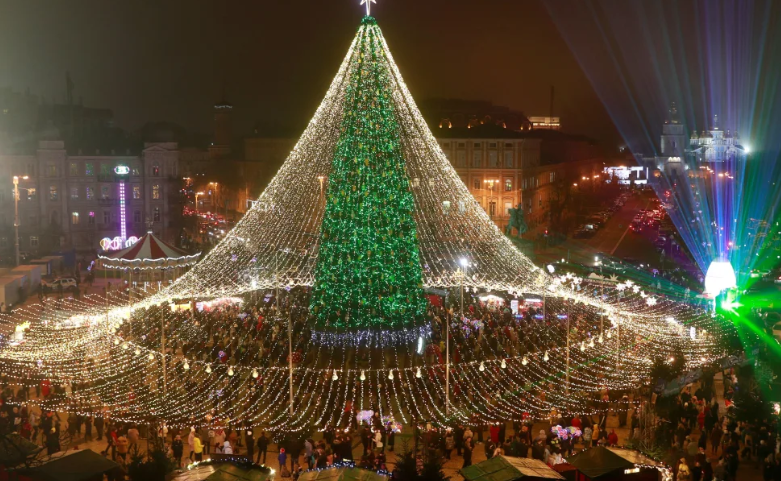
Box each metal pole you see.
[566,297,570,394]
[13,177,20,267]
[162,315,167,395]
[278,249,294,416]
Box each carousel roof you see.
[99,232,200,270]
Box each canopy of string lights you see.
[0,15,733,432]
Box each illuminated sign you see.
[624,468,640,474]
[100,236,139,251]
[114,165,130,175]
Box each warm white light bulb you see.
[252,369,259,379]
[500,359,507,369]
[479,362,485,372]
[388,371,394,380]
[415,367,421,378]
[360,370,366,381]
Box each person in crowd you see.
[172,434,184,467]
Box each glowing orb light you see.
[703,259,737,297]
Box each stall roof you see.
[169,462,271,481]
[0,433,43,467]
[298,467,387,481]
[461,455,566,481]
[565,447,635,479]
[22,449,119,481]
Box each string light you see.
[0,12,733,431]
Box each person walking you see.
[463,436,473,468]
[188,428,196,461]
[172,435,184,467]
[256,432,269,464]
[193,434,204,462]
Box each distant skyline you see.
[0,1,627,146]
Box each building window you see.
[103,211,111,224]
[86,186,94,200]
[134,210,142,223]
[152,163,160,176]
[133,185,141,199]
[70,187,79,199]
[539,196,542,207]
[85,163,94,176]
[152,185,160,200]
[69,162,79,176]
[489,142,497,148]
[153,207,161,222]
[473,178,481,190]
[488,151,498,168]
[474,142,481,148]
[489,201,496,217]
[504,151,513,168]
[441,142,450,148]
[26,163,35,177]
[101,185,110,199]
[49,185,58,201]
[30,236,38,248]
[28,215,37,226]
[472,151,482,168]
[504,202,513,215]
[100,163,111,175]
[71,212,79,225]
[456,151,466,168]
[46,164,57,177]
[505,178,512,192]
[27,188,36,201]
[88,212,95,224]
[505,143,513,148]
[457,142,466,148]
[132,166,140,176]
[550,172,555,183]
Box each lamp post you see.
[451,257,469,416]
[195,192,205,213]
[484,179,498,220]
[13,175,29,266]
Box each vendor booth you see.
[566,447,670,481]
[461,455,565,481]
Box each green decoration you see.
[309,16,427,331]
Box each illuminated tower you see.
[660,102,686,156]
[210,98,232,159]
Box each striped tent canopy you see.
[99,232,200,270]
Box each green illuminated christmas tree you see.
[310,16,428,333]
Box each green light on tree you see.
[310,16,427,331]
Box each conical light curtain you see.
[310,16,428,334]
[154,15,549,309]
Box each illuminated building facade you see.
[0,140,179,254]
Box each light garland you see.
[0,12,738,431]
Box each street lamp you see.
[195,192,205,213]
[484,179,498,219]
[13,175,29,266]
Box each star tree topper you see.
[361,0,377,16]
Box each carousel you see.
[98,231,200,289]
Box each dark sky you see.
[0,0,622,145]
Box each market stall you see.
[461,455,565,481]
[98,231,200,287]
[565,446,670,481]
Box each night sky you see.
[0,1,630,146]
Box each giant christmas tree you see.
[309,16,428,332]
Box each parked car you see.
[43,277,78,291]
